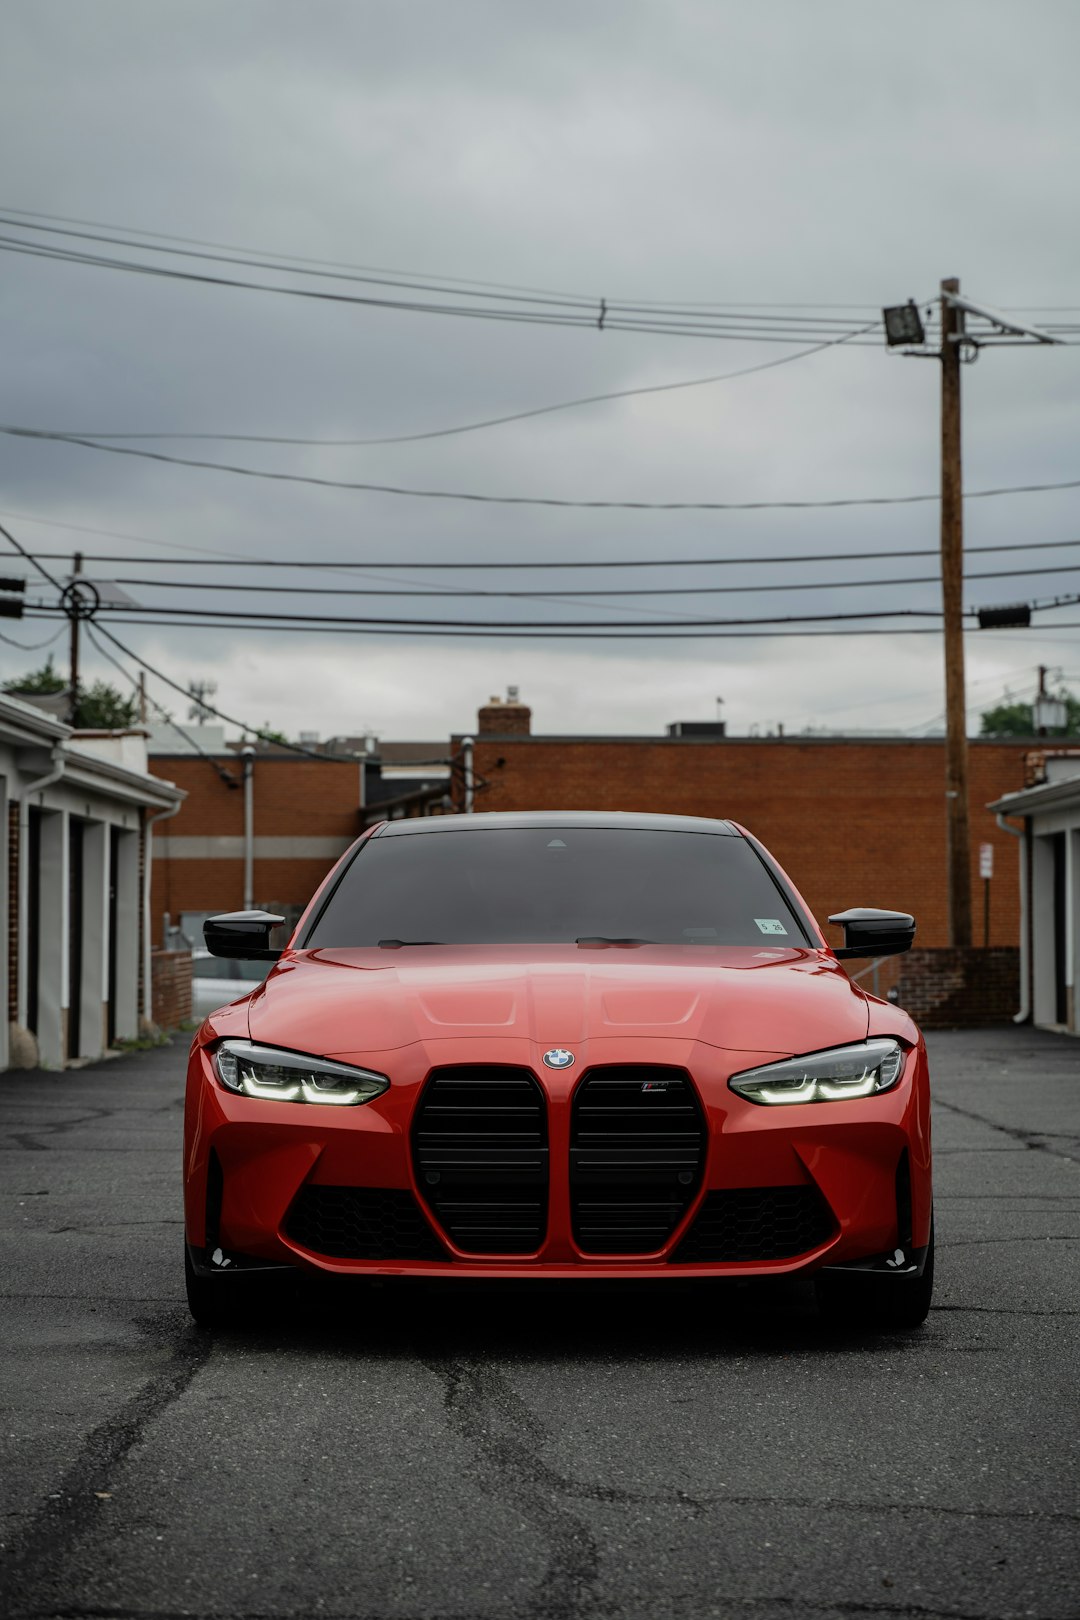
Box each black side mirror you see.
[828,907,915,960]
[204,910,285,961]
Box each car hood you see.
[244,944,869,1058]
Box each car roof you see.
[375,811,740,837]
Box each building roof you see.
[0,693,183,810]
[988,767,1080,818]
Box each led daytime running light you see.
[214,1040,388,1106]
[729,1039,904,1106]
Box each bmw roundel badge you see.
[543,1048,575,1070]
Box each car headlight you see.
[729,1038,905,1106]
[213,1040,389,1106]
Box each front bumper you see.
[183,1037,932,1281]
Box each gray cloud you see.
[1,0,1078,740]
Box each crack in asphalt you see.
[0,1310,211,1617]
[2,1108,120,1154]
[420,1352,605,1620]
[933,1303,1080,1316]
[932,1096,1080,1165]
[939,1237,1078,1250]
[415,1342,1078,1620]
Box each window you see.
[305,828,809,948]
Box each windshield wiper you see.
[377,939,445,948]
[575,936,656,946]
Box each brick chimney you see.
[477,687,531,736]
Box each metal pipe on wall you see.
[242,746,255,909]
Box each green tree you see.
[2,654,65,694]
[3,656,138,728]
[980,690,1080,738]
[77,680,139,729]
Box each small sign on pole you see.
[979,843,994,947]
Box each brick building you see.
[147,696,1034,983]
[2,698,185,1070]
[454,697,1032,952]
[148,749,364,944]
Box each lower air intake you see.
[673,1186,834,1263]
[285,1187,447,1261]
[570,1066,706,1254]
[412,1065,549,1254]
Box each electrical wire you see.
[83,621,239,785]
[0,233,885,345]
[4,425,1079,510]
[39,332,878,449]
[85,559,1080,602]
[0,622,65,651]
[24,610,1080,641]
[0,216,888,334]
[18,533,1080,572]
[0,517,352,760]
[0,203,610,302]
[25,601,947,630]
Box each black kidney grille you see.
[673,1186,835,1263]
[285,1186,447,1261]
[412,1066,549,1254]
[570,1067,707,1254]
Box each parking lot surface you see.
[1,1026,1078,1620]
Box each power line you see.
[0,622,66,652]
[0,203,611,302]
[0,214,894,338]
[26,601,947,630]
[82,559,1080,603]
[83,622,239,786]
[24,610,1080,641]
[37,333,878,449]
[0,517,349,760]
[0,232,886,345]
[19,533,1080,572]
[6,206,1077,323]
[0,217,887,335]
[4,425,1079,510]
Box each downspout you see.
[17,745,66,1029]
[142,798,183,1026]
[242,746,255,909]
[996,811,1030,1024]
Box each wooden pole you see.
[68,551,83,728]
[940,278,972,947]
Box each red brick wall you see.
[151,948,192,1030]
[466,737,1030,949]
[895,947,1021,1027]
[147,756,361,936]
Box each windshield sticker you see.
[755,918,788,935]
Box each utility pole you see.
[940,278,972,947]
[883,282,1059,950]
[68,551,83,727]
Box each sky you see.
[1,0,1078,743]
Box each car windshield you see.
[303,827,809,948]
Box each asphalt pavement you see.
[1,1026,1078,1620]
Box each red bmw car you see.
[183,812,933,1329]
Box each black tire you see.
[816,1220,934,1332]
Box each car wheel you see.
[816,1219,934,1332]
